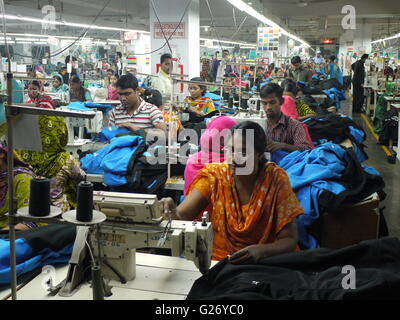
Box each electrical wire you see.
[11,0,113,59]
[150,0,172,54]
[230,16,247,41]
[205,0,223,49]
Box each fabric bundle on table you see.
[186,237,400,300]
[80,135,146,187]
[0,225,75,284]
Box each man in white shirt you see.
[313,52,324,65]
[152,53,173,100]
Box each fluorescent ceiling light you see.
[201,45,235,49]
[200,38,256,47]
[225,0,311,48]
[2,14,149,34]
[7,33,93,40]
[15,37,40,41]
[371,33,400,44]
[16,41,31,44]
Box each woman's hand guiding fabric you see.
[228,245,267,264]
[159,197,177,219]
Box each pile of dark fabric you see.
[0,225,76,284]
[303,114,368,163]
[186,237,400,300]
[300,94,335,117]
[307,78,344,91]
[298,79,347,112]
[378,108,399,147]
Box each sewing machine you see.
[59,192,213,297]
[59,107,103,157]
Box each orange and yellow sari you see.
[188,162,304,261]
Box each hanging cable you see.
[230,16,247,41]
[205,0,223,49]
[12,0,113,59]
[150,0,172,54]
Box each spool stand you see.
[4,78,104,300]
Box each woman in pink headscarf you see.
[184,116,238,195]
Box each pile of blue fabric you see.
[80,135,147,187]
[66,101,114,113]
[0,225,75,284]
[322,88,347,111]
[272,142,385,249]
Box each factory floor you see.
[341,97,400,239]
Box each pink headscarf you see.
[184,116,238,195]
[281,95,299,120]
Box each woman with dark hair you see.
[106,73,119,100]
[143,88,182,138]
[26,80,55,109]
[281,79,315,121]
[184,77,215,116]
[69,76,92,102]
[160,121,303,263]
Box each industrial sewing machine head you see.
[59,191,212,297]
[90,191,213,283]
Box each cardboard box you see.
[309,193,380,249]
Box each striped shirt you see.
[108,99,164,129]
[266,113,311,152]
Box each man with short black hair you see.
[351,53,369,113]
[261,83,311,152]
[152,53,173,99]
[108,74,166,133]
[288,56,312,84]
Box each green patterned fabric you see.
[373,94,387,135]
[19,116,70,178]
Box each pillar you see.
[149,0,200,81]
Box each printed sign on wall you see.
[154,23,186,39]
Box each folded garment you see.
[66,101,92,112]
[98,126,131,143]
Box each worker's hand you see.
[117,123,139,132]
[266,142,286,153]
[228,245,267,265]
[159,197,177,219]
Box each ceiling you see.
[2,0,400,45]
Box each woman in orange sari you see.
[160,121,304,263]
